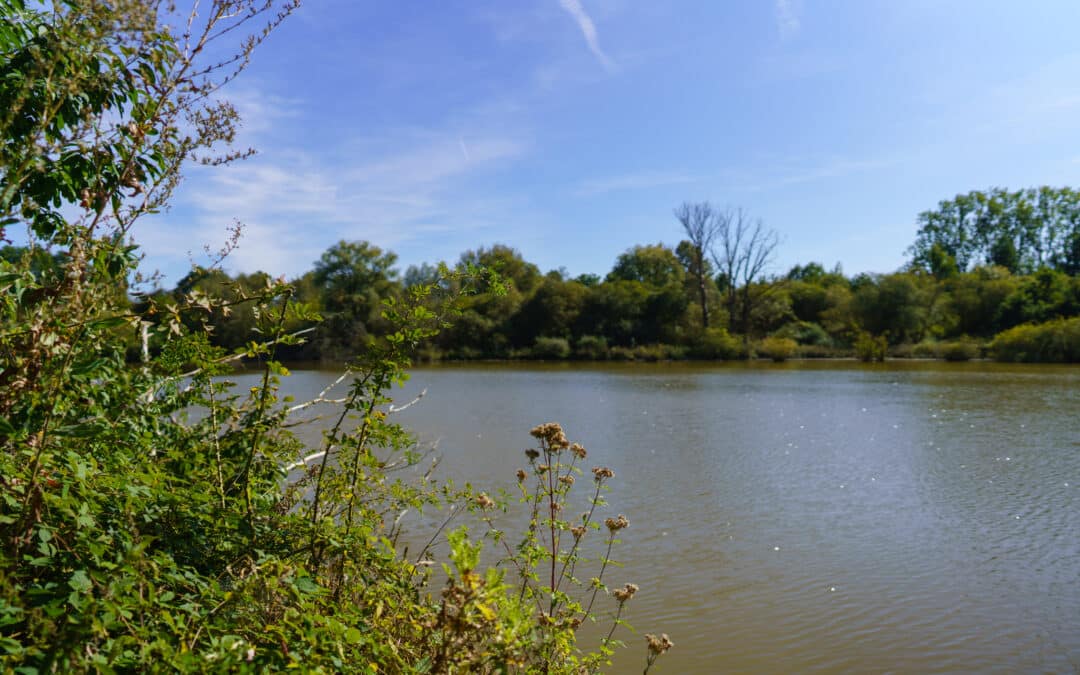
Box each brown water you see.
[246,361,1080,673]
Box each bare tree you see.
[710,209,780,339]
[674,202,723,328]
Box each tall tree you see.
[674,202,720,328]
[911,187,1080,273]
[710,208,780,337]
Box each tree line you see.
[33,189,1070,364]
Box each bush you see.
[531,336,571,359]
[794,343,845,358]
[937,339,981,361]
[906,341,938,358]
[689,327,744,360]
[990,317,1080,362]
[0,4,668,671]
[574,334,609,360]
[759,336,798,362]
[773,321,833,347]
[854,331,888,362]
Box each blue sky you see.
[140,0,1080,284]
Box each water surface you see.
[251,361,1080,673]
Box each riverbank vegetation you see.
[67,197,1078,363]
[0,1,667,672]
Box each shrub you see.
[907,341,938,358]
[574,334,609,360]
[689,327,744,360]
[631,343,684,361]
[854,331,888,362]
[0,3,666,671]
[759,336,798,362]
[990,317,1080,362]
[773,321,833,347]
[794,343,845,358]
[937,339,981,362]
[531,336,571,359]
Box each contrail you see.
[558,0,614,71]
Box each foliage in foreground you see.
[0,1,668,671]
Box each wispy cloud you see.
[558,0,615,71]
[136,88,531,281]
[775,0,802,40]
[574,170,700,196]
[965,53,1080,139]
[728,155,897,192]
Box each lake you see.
[242,361,1080,673]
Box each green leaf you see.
[68,570,91,594]
[343,627,364,644]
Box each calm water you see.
[245,361,1080,673]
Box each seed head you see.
[613,582,639,602]
[645,633,673,655]
[530,422,570,449]
[604,514,629,532]
[592,466,614,481]
[570,443,587,459]
[475,493,495,509]
[516,468,527,482]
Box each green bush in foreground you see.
[990,317,1080,362]
[0,2,668,671]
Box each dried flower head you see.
[475,493,495,509]
[525,449,540,461]
[613,582,639,602]
[559,474,575,486]
[537,464,550,474]
[516,468,527,482]
[571,525,586,539]
[604,514,629,532]
[570,442,587,459]
[530,421,570,449]
[645,633,674,655]
[530,422,561,440]
[592,466,614,481]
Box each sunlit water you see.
[233,361,1080,673]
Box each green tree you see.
[311,240,400,356]
[511,276,587,346]
[850,272,930,344]
[911,187,1080,273]
[607,243,686,288]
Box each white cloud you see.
[775,0,802,40]
[137,132,527,281]
[558,0,615,71]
